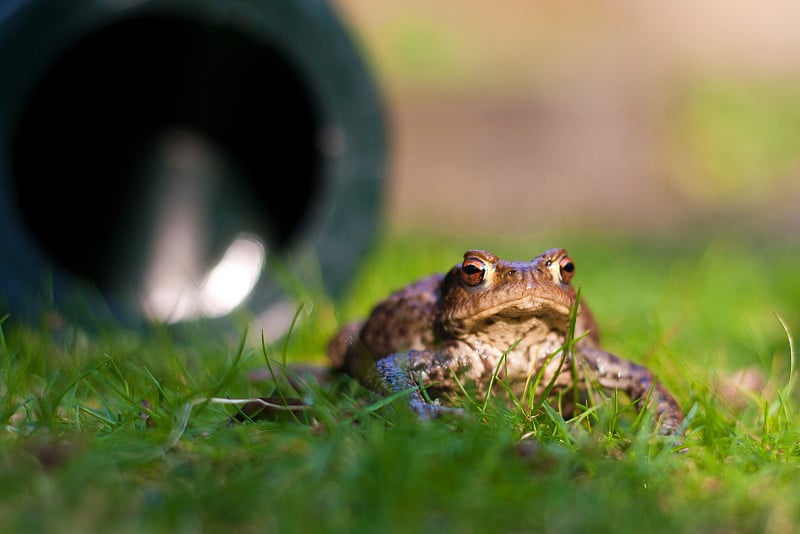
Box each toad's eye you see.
[546,254,575,284]
[461,258,487,286]
[559,256,575,284]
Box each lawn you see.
[1,229,799,533]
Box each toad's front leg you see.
[373,350,465,418]
[580,347,684,435]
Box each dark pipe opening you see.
[10,14,320,294]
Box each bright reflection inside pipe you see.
[143,233,266,323]
[198,235,265,317]
[137,130,266,323]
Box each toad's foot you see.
[375,352,465,419]
[581,347,684,435]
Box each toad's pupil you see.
[562,262,574,273]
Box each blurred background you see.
[334,0,800,237]
[2,0,798,332]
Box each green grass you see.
[1,231,799,533]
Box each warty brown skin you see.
[328,248,683,434]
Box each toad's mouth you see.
[464,296,573,323]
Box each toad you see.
[328,248,683,434]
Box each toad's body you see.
[328,248,683,434]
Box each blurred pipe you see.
[0,0,386,331]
